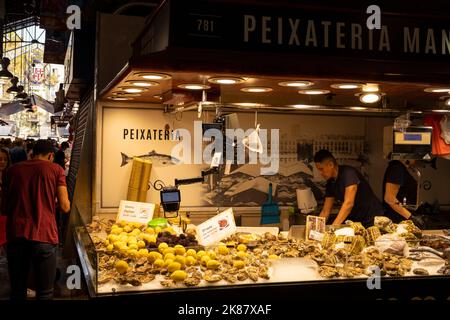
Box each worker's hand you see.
[410,214,425,229]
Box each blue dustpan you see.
[260,183,280,224]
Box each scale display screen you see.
[394,131,431,145]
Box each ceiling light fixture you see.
[120,87,147,93]
[362,83,379,92]
[134,72,171,80]
[290,104,320,109]
[331,83,363,89]
[6,76,20,93]
[178,84,211,90]
[298,89,330,95]
[424,87,450,93]
[0,57,14,79]
[445,98,450,106]
[359,92,381,103]
[125,80,159,87]
[349,106,368,111]
[231,102,269,108]
[278,80,314,87]
[108,96,134,101]
[432,109,450,113]
[208,76,246,84]
[241,87,273,93]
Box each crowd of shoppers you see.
[0,138,71,300]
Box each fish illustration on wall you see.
[120,150,181,167]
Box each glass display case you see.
[73,216,450,300]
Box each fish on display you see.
[120,150,181,167]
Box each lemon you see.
[119,245,129,254]
[268,254,279,260]
[137,240,146,249]
[110,227,123,235]
[186,249,197,258]
[217,245,229,255]
[113,241,125,249]
[118,221,128,227]
[185,256,197,266]
[115,260,129,274]
[206,259,221,270]
[207,250,217,259]
[233,260,245,269]
[148,251,162,263]
[138,248,149,257]
[128,244,139,251]
[154,226,162,235]
[196,250,207,258]
[170,270,187,282]
[174,255,186,266]
[127,236,137,244]
[174,245,186,256]
[167,261,182,273]
[164,253,176,261]
[145,227,155,235]
[163,259,174,268]
[111,224,120,229]
[123,225,132,233]
[237,244,247,252]
[200,255,211,266]
[127,249,139,257]
[236,251,248,259]
[108,234,119,243]
[147,235,157,244]
[153,258,164,268]
[119,235,128,243]
[131,228,141,236]
[163,248,175,256]
[158,242,169,253]
[106,244,114,252]
[103,239,110,246]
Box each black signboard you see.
[169,0,450,62]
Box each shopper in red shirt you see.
[2,140,70,300]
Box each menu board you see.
[116,200,156,225]
[196,208,237,246]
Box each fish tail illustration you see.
[120,152,131,167]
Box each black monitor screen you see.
[161,190,180,203]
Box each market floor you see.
[0,250,88,300]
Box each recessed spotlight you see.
[362,83,379,92]
[231,102,269,108]
[290,104,320,109]
[241,87,273,93]
[424,87,450,93]
[298,89,330,95]
[359,92,381,103]
[331,83,363,89]
[126,80,159,87]
[349,106,368,111]
[134,72,171,80]
[178,84,211,90]
[445,98,450,106]
[278,80,314,87]
[119,87,147,93]
[208,77,246,84]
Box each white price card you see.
[116,200,155,225]
[196,208,236,246]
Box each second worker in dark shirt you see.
[314,149,384,227]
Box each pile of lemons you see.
[104,221,176,259]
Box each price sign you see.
[116,200,155,225]
[196,208,236,246]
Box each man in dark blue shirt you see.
[314,150,384,227]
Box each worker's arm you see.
[319,196,335,222]
[57,185,71,213]
[332,184,357,226]
[384,182,412,219]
